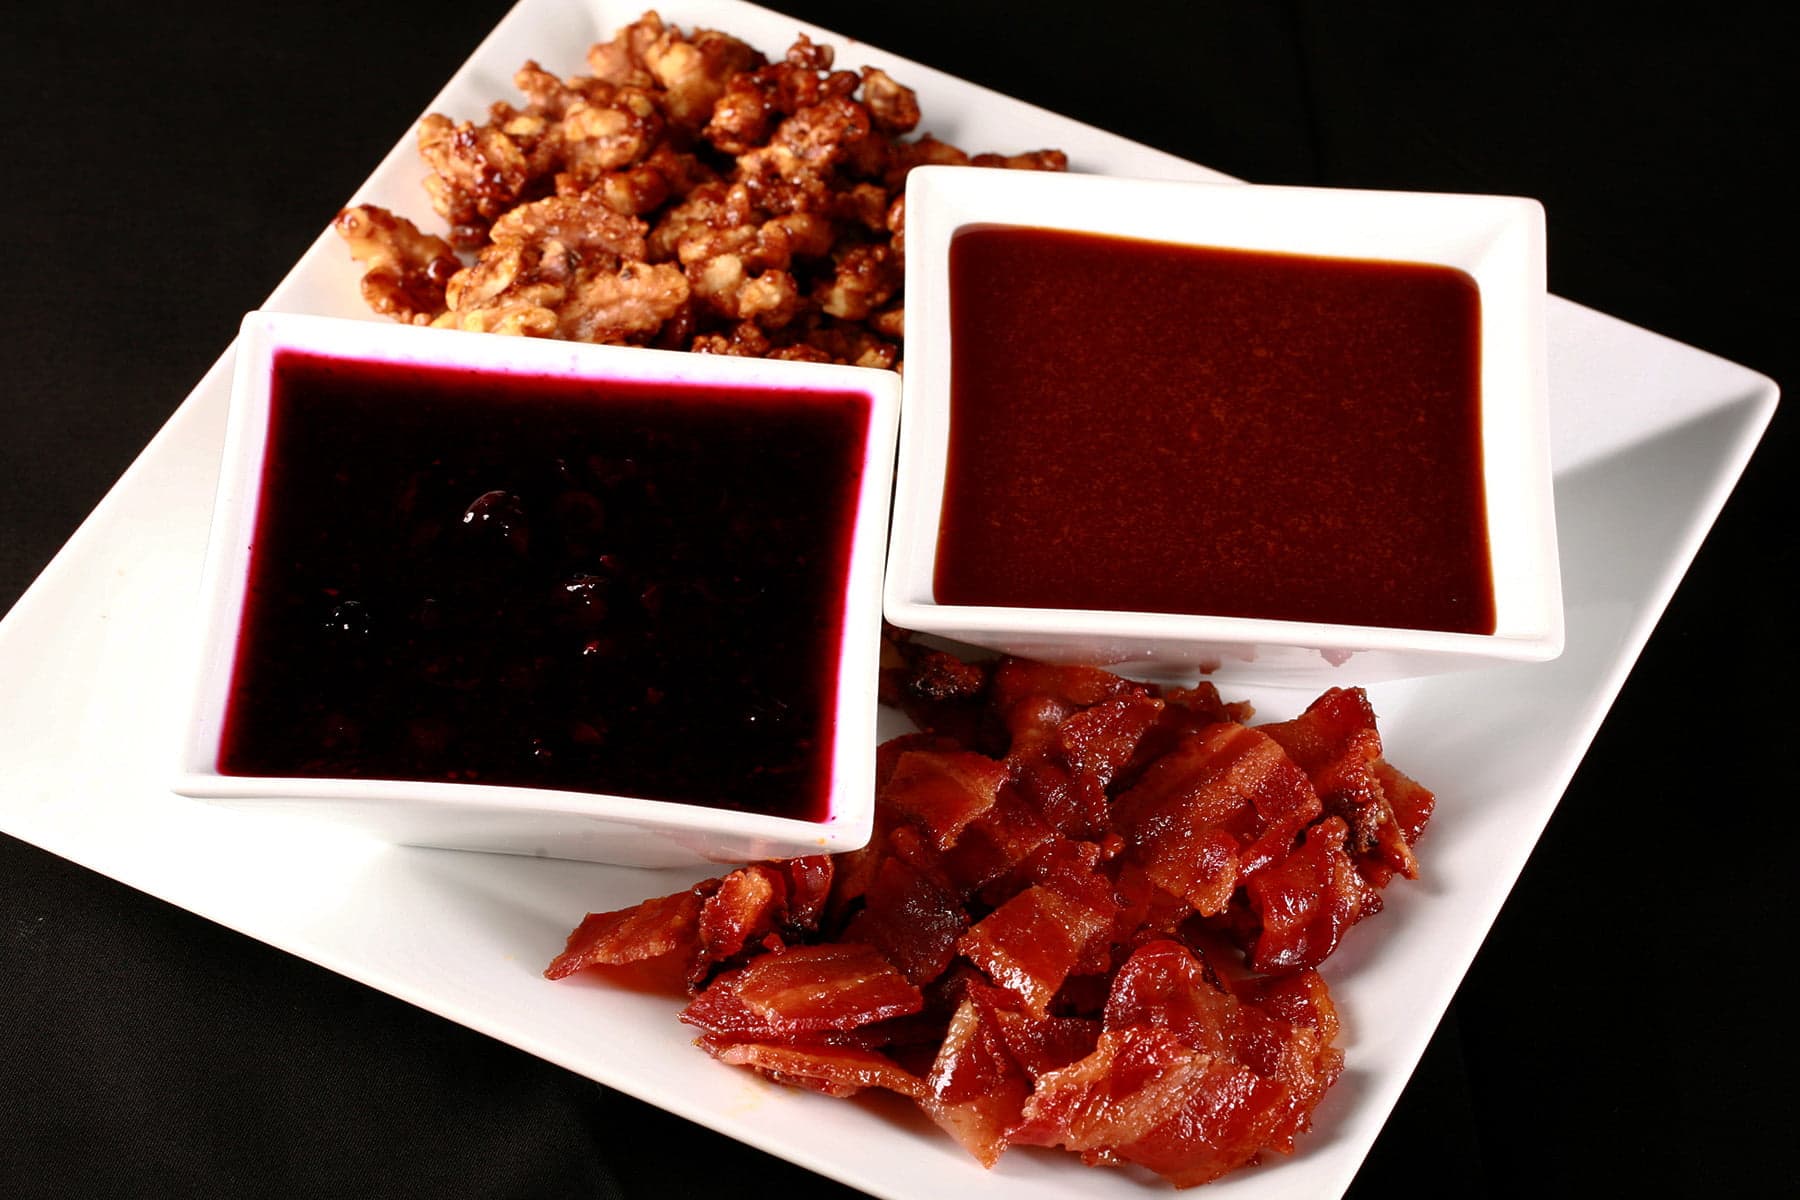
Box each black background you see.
[2,2,1792,1196]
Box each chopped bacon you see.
[921,990,1032,1165]
[711,1040,927,1099]
[1104,1052,1294,1187]
[843,855,967,984]
[959,884,1114,1017]
[1054,692,1166,787]
[1102,940,1235,1056]
[1375,759,1437,849]
[1009,756,1108,839]
[779,854,834,933]
[550,650,1435,1188]
[882,749,1008,849]
[733,941,922,1032]
[1113,723,1322,915]
[1007,1025,1207,1153]
[544,885,708,978]
[989,658,1144,712]
[695,862,787,973]
[1263,687,1424,884]
[935,787,1058,896]
[1242,817,1370,973]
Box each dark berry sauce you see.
[217,350,871,822]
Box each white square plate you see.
[0,2,1777,1197]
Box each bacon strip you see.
[550,654,1432,1187]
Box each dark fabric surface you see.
[2,2,1791,1196]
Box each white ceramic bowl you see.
[177,311,900,867]
[886,166,1562,686]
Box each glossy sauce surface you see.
[218,351,870,821]
[935,225,1495,634]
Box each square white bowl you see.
[176,311,899,867]
[887,166,1562,686]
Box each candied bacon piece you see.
[992,1008,1100,1079]
[1375,759,1437,850]
[882,749,1008,850]
[1013,941,1339,1185]
[1167,681,1253,726]
[1262,687,1424,885]
[843,856,967,985]
[1220,1000,1342,1153]
[694,862,788,977]
[1054,693,1166,787]
[1009,756,1108,839]
[1007,838,1119,976]
[1106,1054,1293,1187]
[1110,859,1198,946]
[1113,723,1323,916]
[959,884,1115,1017]
[881,633,989,698]
[879,636,994,743]
[547,646,1436,1187]
[1102,943,1342,1156]
[935,787,1058,896]
[780,854,834,933]
[681,967,790,1044]
[682,966,939,1052]
[922,989,1033,1166]
[1006,1025,1201,1153]
[1102,940,1234,1057]
[1242,817,1369,974]
[733,942,922,1033]
[1235,968,1341,1045]
[544,885,709,978]
[989,658,1144,717]
[711,1040,927,1099]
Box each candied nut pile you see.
[335,11,1067,367]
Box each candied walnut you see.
[557,90,661,184]
[347,13,1069,361]
[688,254,800,328]
[559,260,690,342]
[860,67,921,136]
[590,163,671,216]
[585,11,664,87]
[488,192,648,260]
[973,148,1071,172]
[704,71,776,155]
[512,60,613,120]
[784,32,834,72]
[690,320,772,358]
[417,113,540,246]
[885,132,971,189]
[441,239,561,313]
[816,243,900,321]
[867,303,905,341]
[778,314,898,369]
[643,25,761,132]
[333,205,459,325]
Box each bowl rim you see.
[885,167,1563,669]
[174,309,902,852]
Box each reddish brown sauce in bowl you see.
[934,225,1494,635]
